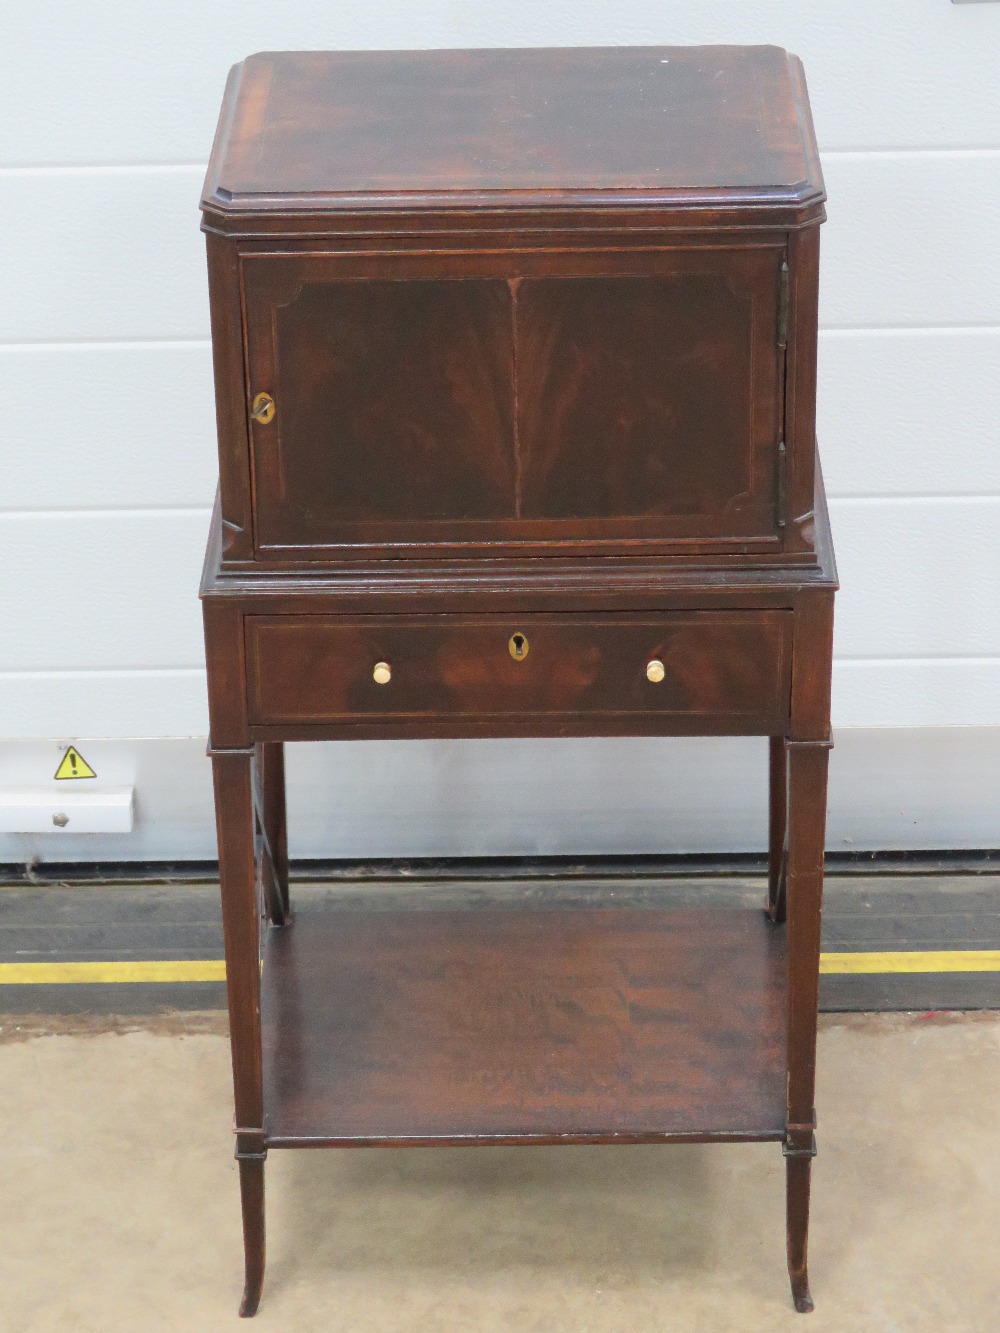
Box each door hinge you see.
[777,260,790,349]
[776,439,787,529]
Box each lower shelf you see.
[261,904,788,1147]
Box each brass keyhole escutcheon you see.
[508,633,529,661]
[372,661,392,685]
[251,391,275,425]
[646,658,666,684]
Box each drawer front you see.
[246,613,791,733]
[241,248,786,559]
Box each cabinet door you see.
[517,255,782,540]
[243,265,517,551]
[241,249,784,558]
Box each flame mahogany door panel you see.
[242,247,786,559]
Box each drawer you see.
[245,612,791,734]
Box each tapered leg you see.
[238,1156,266,1317]
[783,738,830,1313]
[255,742,291,926]
[768,736,788,922]
[785,1152,814,1313]
[212,751,267,1316]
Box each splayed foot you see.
[790,1271,814,1314]
[239,1274,262,1318]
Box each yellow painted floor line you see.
[0,960,227,985]
[820,950,1000,975]
[0,951,999,985]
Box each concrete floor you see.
[2,1012,998,1332]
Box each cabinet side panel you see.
[205,232,253,561]
[785,226,821,553]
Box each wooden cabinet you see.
[201,45,836,1317]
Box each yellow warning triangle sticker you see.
[54,746,97,781]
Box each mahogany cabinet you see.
[200,46,836,1316]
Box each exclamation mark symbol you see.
[54,746,96,780]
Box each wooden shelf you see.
[261,905,788,1148]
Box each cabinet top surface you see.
[202,46,824,229]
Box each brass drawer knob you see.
[251,391,275,424]
[372,661,392,685]
[646,659,666,684]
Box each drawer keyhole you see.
[508,633,529,661]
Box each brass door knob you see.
[646,659,666,683]
[372,661,392,685]
[251,392,275,424]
